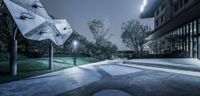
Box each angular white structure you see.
[53,19,73,45]
[3,0,72,45]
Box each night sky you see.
[41,0,154,50]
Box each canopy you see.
[3,0,72,45]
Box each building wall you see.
[154,0,172,29]
[172,0,197,17]
[154,0,198,29]
[149,18,200,58]
[117,51,135,59]
[146,0,200,58]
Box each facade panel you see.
[141,0,200,58]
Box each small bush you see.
[0,53,9,61]
[0,53,28,61]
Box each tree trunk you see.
[10,39,17,76]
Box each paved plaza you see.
[0,60,200,96]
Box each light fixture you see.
[38,31,48,34]
[73,40,78,47]
[140,0,147,12]
[20,12,35,20]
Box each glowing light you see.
[140,0,147,12]
[73,40,78,48]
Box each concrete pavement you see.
[0,61,113,96]
[124,58,200,72]
[0,59,200,96]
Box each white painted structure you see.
[3,0,72,45]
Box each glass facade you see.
[148,18,200,58]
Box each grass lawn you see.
[53,57,98,65]
[0,57,98,84]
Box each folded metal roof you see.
[3,0,72,46]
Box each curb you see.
[123,61,200,72]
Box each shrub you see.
[0,53,28,61]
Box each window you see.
[198,19,200,34]
[184,0,189,5]
[190,22,193,33]
[179,0,183,8]
[156,10,160,16]
[155,19,159,26]
[161,15,164,23]
[161,4,165,11]
[194,20,197,35]
[174,3,179,12]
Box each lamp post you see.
[49,42,53,70]
[10,27,18,76]
[73,41,78,66]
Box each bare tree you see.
[121,19,150,55]
[88,19,117,59]
[88,19,113,45]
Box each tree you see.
[61,30,92,55]
[88,19,117,59]
[121,19,150,55]
[0,0,21,75]
[88,19,113,45]
[47,30,95,57]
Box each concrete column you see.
[177,29,180,50]
[188,24,192,57]
[181,27,184,50]
[173,30,175,51]
[182,26,184,51]
[192,21,195,58]
[186,25,188,52]
[170,32,173,52]
[155,40,158,54]
[49,43,53,70]
[10,39,17,76]
[197,19,200,59]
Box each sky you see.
[41,0,154,50]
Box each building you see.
[117,51,136,59]
[141,0,200,58]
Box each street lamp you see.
[73,40,78,66]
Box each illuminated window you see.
[194,20,197,35]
